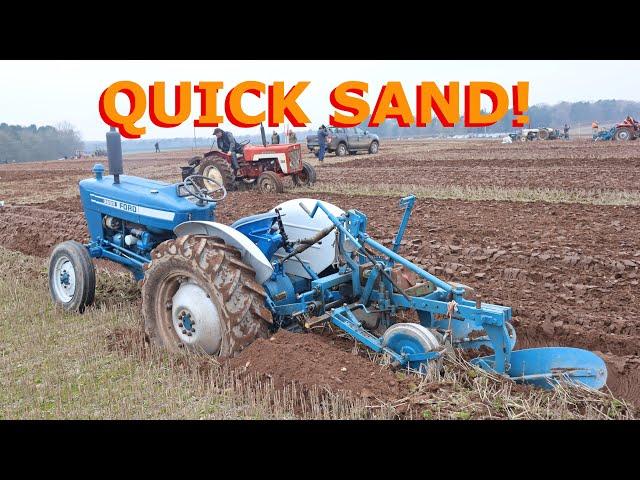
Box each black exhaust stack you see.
[260,122,267,147]
[105,127,123,184]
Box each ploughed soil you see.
[228,330,408,402]
[1,139,639,407]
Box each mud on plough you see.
[48,128,607,392]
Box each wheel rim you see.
[371,143,378,153]
[619,131,630,140]
[202,165,225,189]
[52,256,76,303]
[297,169,309,185]
[155,272,222,354]
[339,145,346,155]
[260,176,277,192]
[171,282,222,354]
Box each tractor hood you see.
[79,174,216,233]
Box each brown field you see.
[1,138,639,419]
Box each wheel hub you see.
[203,165,224,190]
[53,257,76,303]
[171,282,222,354]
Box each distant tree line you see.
[0,122,84,163]
[364,99,640,138]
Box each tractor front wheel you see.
[257,171,284,194]
[197,156,236,191]
[292,162,316,187]
[48,241,96,313]
[142,235,272,357]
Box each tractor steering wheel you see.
[183,174,227,203]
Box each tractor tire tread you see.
[292,161,316,186]
[257,171,284,193]
[142,235,271,358]
[197,155,236,191]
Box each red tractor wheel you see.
[197,155,236,191]
[292,162,316,187]
[257,171,284,194]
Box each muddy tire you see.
[197,156,236,191]
[142,235,272,357]
[335,142,347,156]
[48,241,95,313]
[292,162,316,187]
[257,171,284,193]
[614,128,632,141]
[368,141,379,154]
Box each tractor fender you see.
[174,221,274,284]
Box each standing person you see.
[288,130,297,144]
[271,131,280,144]
[213,127,241,172]
[154,141,160,153]
[563,124,570,140]
[316,125,330,163]
[592,120,599,139]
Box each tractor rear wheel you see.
[257,171,284,194]
[197,156,236,191]
[142,235,272,357]
[292,161,316,187]
[48,241,96,313]
[614,128,632,141]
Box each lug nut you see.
[178,323,183,328]
[192,329,196,333]
[182,329,187,334]
[187,332,192,337]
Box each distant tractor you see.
[594,127,616,142]
[536,127,563,140]
[612,117,640,141]
[186,125,316,194]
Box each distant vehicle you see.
[509,127,562,142]
[509,130,538,142]
[612,117,640,141]
[306,126,380,156]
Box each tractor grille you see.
[289,148,301,169]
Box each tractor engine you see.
[78,128,218,280]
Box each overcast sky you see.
[1,60,639,141]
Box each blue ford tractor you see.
[48,128,608,390]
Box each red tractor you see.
[184,126,316,194]
[612,116,640,141]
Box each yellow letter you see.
[268,82,310,127]
[99,81,146,138]
[464,82,509,127]
[194,82,224,127]
[417,82,459,127]
[369,82,414,127]
[330,81,370,127]
[149,82,191,128]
